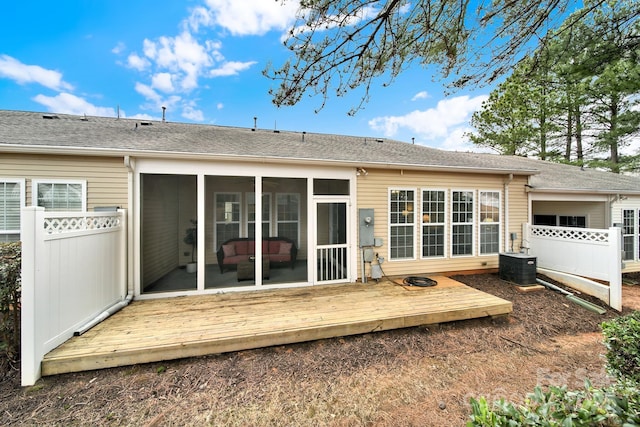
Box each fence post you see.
[608,226,622,311]
[20,207,46,386]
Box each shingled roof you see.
[1,110,639,195]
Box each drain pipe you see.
[536,278,606,314]
[74,294,133,336]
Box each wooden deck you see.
[42,276,512,376]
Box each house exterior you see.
[1,109,639,300]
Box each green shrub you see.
[601,311,640,385]
[468,380,638,426]
[0,242,21,360]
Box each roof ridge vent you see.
[42,114,60,120]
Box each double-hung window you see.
[451,190,474,256]
[421,189,445,258]
[390,189,415,260]
[276,193,300,246]
[479,191,501,254]
[247,192,271,239]
[33,180,86,211]
[0,179,24,242]
[622,209,636,261]
[215,192,241,248]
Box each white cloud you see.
[186,6,214,32]
[127,53,150,71]
[32,92,116,117]
[151,73,175,92]
[209,60,256,77]
[135,82,162,103]
[111,42,126,55]
[216,103,224,110]
[182,105,204,121]
[411,91,429,101]
[369,95,488,140]
[202,0,300,36]
[0,55,74,92]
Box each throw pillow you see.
[279,242,292,255]
[222,244,236,257]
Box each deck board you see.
[42,276,512,376]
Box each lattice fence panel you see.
[531,226,610,243]
[44,215,122,234]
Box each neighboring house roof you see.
[506,155,640,195]
[1,110,639,195]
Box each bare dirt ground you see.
[1,273,640,427]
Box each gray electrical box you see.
[359,208,375,246]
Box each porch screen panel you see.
[276,193,299,245]
[421,190,445,258]
[390,189,415,259]
[623,209,635,260]
[0,181,21,242]
[451,191,473,256]
[479,191,500,255]
[248,193,271,238]
[215,193,241,249]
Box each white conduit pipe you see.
[74,293,133,336]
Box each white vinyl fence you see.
[523,224,622,311]
[21,207,127,386]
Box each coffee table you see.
[237,256,270,281]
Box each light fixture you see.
[356,167,368,176]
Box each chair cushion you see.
[268,241,281,254]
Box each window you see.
[390,189,415,259]
[0,180,24,242]
[215,193,241,248]
[559,216,586,228]
[247,193,271,239]
[33,180,86,211]
[276,193,299,245]
[623,209,635,261]
[421,190,445,258]
[479,191,500,254]
[451,191,474,256]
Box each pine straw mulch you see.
[1,273,639,426]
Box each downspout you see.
[504,174,513,253]
[74,156,135,336]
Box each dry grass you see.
[1,273,638,426]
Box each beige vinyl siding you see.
[506,175,529,254]
[141,175,181,287]
[356,168,530,277]
[532,201,606,228]
[0,153,128,210]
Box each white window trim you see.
[478,190,502,255]
[276,192,300,246]
[246,192,272,238]
[388,187,417,261]
[32,179,87,211]
[451,189,475,257]
[0,178,25,239]
[420,188,447,259]
[214,192,242,247]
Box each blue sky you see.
[0,0,493,151]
